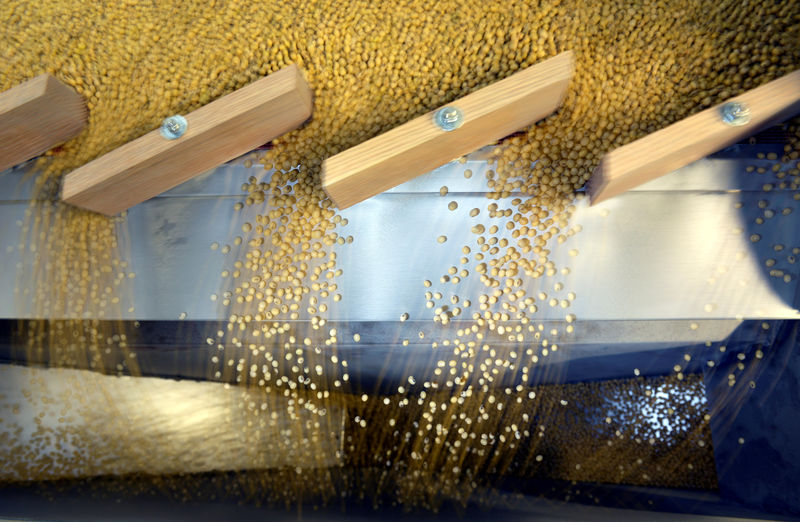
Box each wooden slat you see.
[322,51,574,209]
[62,64,312,215]
[0,74,87,172]
[588,70,800,205]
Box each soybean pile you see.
[3,0,798,282]
[2,0,799,513]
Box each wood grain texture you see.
[322,51,574,209]
[0,74,87,172]
[588,69,800,205]
[62,64,312,215]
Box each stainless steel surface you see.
[1,142,798,343]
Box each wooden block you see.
[322,51,574,209]
[62,64,312,215]
[588,70,800,205]
[0,74,87,172]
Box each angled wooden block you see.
[588,69,800,205]
[62,64,312,215]
[0,74,87,172]
[322,51,574,209]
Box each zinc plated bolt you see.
[435,106,464,131]
[720,101,750,126]
[160,115,188,139]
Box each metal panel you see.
[0,143,798,336]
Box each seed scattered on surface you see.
[4,0,783,506]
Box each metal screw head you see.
[160,115,188,139]
[720,102,750,126]
[434,106,464,131]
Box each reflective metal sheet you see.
[1,143,798,336]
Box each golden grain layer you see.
[2,0,798,513]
